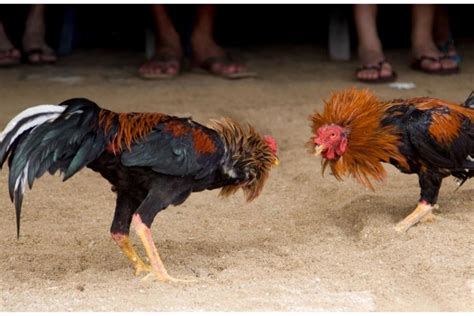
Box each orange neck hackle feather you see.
[208,118,277,202]
[310,88,408,190]
[98,110,169,151]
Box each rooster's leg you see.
[132,213,190,283]
[111,233,152,275]
[395,172,443,232]
[111,193,151,275]
[395,201,435,232]
[420,204,440,223]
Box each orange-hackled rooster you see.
[0,98,279,282]
[310,88,474,232]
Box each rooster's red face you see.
[263,135,279,166]
[313,124,348,160]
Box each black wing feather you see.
[121,120,224,179]
[404,107,474,174]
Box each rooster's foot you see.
[395,202,436,233]
[141,271,196,283]
[133,261,153,276]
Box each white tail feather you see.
[0,105,65,154]
[14,161,29,199]
[0,105,65,142]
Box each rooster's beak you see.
[314,144,325,157]
[273,157,280,166]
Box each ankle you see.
[155,33,181,52]
[24,16,45,36]
[411,31,435,48]
[191,31,214,48]
[358,46,385,64]
[411,40,440,57]
[0,25,14,50]
[22,24,46,50]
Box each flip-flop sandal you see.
[411,55,459,75]
[138,54,182,80]
[24,48,57,65]
[439,54,461,74]
[355,60,397,83]
[437,38,462,65]
[0,48,21,67]
[194,55,258,80]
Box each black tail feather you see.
[462,91,474,108]
[0,98,108,237]
[15,184,23,239]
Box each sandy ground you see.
[0,45,473,312]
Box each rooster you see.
[310,88,474,232]
[0,98,279,282]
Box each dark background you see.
[1,4,473,55]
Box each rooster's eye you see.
[330,133,336,137]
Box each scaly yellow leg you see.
[395,202,437,232]
[132,214,193,283]
[111,233,152,275]
[420,211,438,223]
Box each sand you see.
[0,46,473,311]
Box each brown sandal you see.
[411,55,459,75]
[0,48,21,67]
[23,48,57,65]
[195,55,258,80]
[138,54,182,80]
[355,60,397,83]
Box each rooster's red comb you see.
[263,135,277,156]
